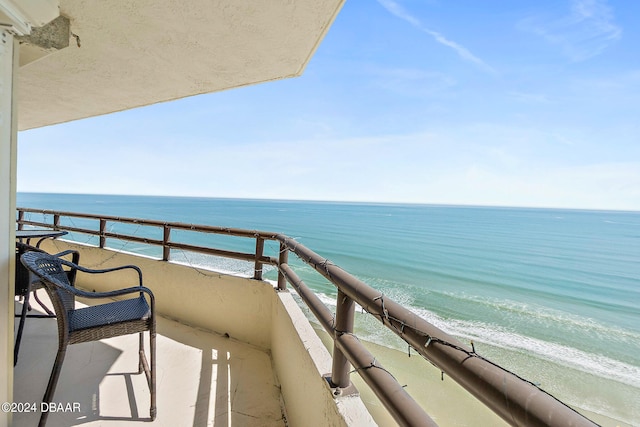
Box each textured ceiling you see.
[17,0,344,130]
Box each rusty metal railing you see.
[16,207,599,427]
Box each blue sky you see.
[17,0,640,210]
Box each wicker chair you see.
[20,251,156,427]
[14,242,80,366]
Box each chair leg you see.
[150,328,156,420]
[138,330,156,420]
[39,345,67,427]
[138,332,144,375]
[14,291,31,366]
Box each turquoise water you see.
[17,193,640,425]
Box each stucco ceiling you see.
[17,0,344,131]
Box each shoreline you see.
[312,325,634,427]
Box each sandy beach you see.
[313,326,633,427]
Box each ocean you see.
[16,193,640,426]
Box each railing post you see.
[331,289,355,389]
[277,242,288,290]
[53,214,60,230]
[99,219,106,248]
[17,210,24,230]
[253,236,264,280]
[163,225,171,261]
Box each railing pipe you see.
[99,219,106,248]
[254,236,264,280]
[279,263,437,426]
[334,333,438,427]
[331,290,354,388]
[17,210,275,266]
[18,220,99,237]
[16,208,279,239]
[278,263,334,332]
[162,225,171,261]
[276,234,599,427]
[166,241,274,265]
[277,242,288,291]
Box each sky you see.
[17,0,640,211]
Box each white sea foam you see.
[431,315,639,388]
[440,292,640,344]
[394,301,640,389]
[169,250,276,278]
[314,291,339,308]
[305,289,640,389]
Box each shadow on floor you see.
[13,293,285,427]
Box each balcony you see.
[13,208,602,427]
[13,241,380,426]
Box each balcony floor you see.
[13,293,286,427]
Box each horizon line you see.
[16,191,640,214]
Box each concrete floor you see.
[13,293,286,427]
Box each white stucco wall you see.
[0,30,18,427]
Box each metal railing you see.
[17,207,599,427]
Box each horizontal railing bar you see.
[18,208,280,266]
[18,219,67,229]
[102,232,164,246]
[275,234,598,427]
[279,263,334,332]
[19,220,101,236]
[60,226,100,236]
[17,207,278,239]
[18,208,112,221]
[334,333,438,427]
[280,263,437,426]
[166,242,275,265]
[167,223,278,239]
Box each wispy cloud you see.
[376,0,494,74]
[519,0,622,61]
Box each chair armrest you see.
[52,250,81,285]
[52,249,80,264]
[70,285,154,303]
[67,285,155,315]
[57,261,152,308]
[58,259,143,287]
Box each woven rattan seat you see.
[68,297,150,341]
[14,242,79,366]
[21,251,156,427]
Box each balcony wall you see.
[36,239,375,426]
